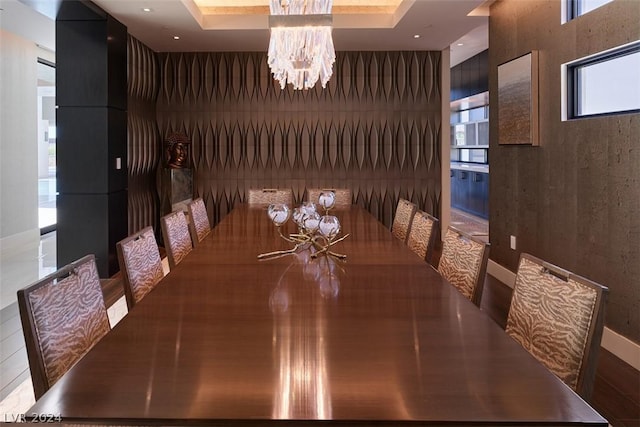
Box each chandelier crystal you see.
[267,0,336,90]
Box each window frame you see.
[566,0,614,21]
[37,57,57,235]
[567,42,640,119]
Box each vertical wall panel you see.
[127,36,160,235]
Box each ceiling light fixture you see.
[173,36,180,40]
[267,0,336,90]
[414,34,420,39]
[142,7,152,12]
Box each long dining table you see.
[27,204,607,426]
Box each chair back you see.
[306,188,352,207]
[407,210,439,263]
[248,188,293,206]
[187,198,211,245]
[116,226,165,309]
[161,210,193,269]
[506,253,608,400]
[17,254,111,399]
[391,198,417,242]
[437,226,490,307]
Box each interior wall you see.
[489,0,640,342]
[127,35,161,235]
[0,30,40,309]
[0,30,39,240]
[154,51,443,228]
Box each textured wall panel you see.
[127,36,160,235]
[153,51,441,229]
[490,0,640,342]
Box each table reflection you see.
[270,248,343,419]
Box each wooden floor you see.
[1,236,638,425]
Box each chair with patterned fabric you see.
[161,210,193,269]
[306,188,352,207]
[187,198,211,246]
[391,198,417,243]
[17,254,111,400]
[406,210,439,264]
[116,226,166,309]
[506,253,608,400]
[248,188,294,207]
[437,226,489,307]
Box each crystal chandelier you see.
[267,0,336,90]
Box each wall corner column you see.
[56,1,128,277]
[440,47,451,235]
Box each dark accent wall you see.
[450,49,488,101]
[489,0,640,342]
[154,51,442,228]
[56,0,128,277]
[127,36,161,235]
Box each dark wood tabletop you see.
[27,205,607,426]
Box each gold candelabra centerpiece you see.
[258,191,349,260]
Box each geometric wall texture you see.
[128,41,442,232]
[127,36,161,235]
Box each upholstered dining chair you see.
[391,198,417,243]
[187,198,211,246]
[506,253,608,400]
[161,210,193,269]
[306,188,353,207]
[17,254,111,400]
[406,210,439,264]
[437,226,490,307]
[116,226,166,309]
[248,188,294,206]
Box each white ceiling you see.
[0,0,490,66]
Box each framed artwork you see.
[498,51,539,145]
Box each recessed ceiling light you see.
[414,34,420,39]
[142,7,152,12]
[173,36,180,40]
[457,43,464,46]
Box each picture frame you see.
[498,51,539,145]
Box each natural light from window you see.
[574,49,640,117]
[577,0,614,16]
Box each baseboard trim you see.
[602,327,640,371]
[487,259,640,372]
[487,260,516,288]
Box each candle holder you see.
[258,191,349,260]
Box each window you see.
[37,59,57,233]
[566,0,614,21]
[567,43,640,119]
